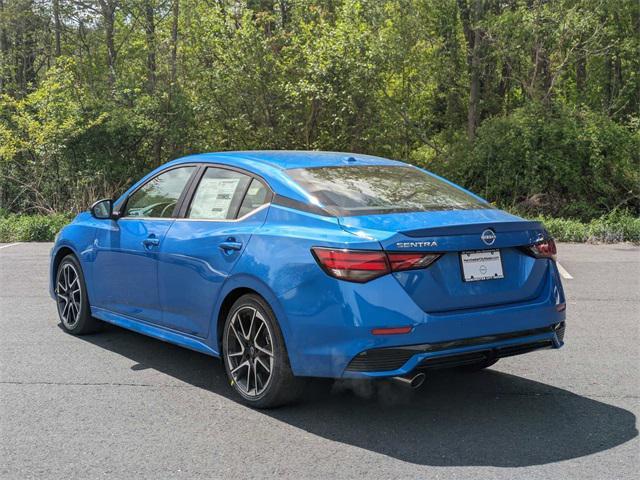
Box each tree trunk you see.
[613,54,622,103]
[466,0,483,140]
[53,0,61,57]
[575,53,586,96]
[0,0,7,93]
[279,0,288,28]
[98,1,117,94]
[539,49,552,104]
[143,0,156,94]
[170,0,178,90]
[603,54,612,114]
[16,5,37,97]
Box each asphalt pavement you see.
[1,242,638,479]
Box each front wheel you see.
[222,294,306,408]
[55,254,100,335]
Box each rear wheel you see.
[222,294,305,408]
[457,358,499,372]
[55,255,99,335]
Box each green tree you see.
[0,0,637,219]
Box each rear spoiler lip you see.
[401,221,546,238]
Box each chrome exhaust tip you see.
[391,372,426,389]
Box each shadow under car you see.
[70,322,638,468]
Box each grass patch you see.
[0,213,73,242]
[533,212,640,243]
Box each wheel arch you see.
[51,244,79,295]
[53,245,76,272]
[214,275,292,355]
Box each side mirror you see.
[90,199,115,220]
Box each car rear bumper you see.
[342,321,564,378]
[281,261,566,378]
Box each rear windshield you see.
[286,165,491,216]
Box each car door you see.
[157,166,272,337]
[92,165,197,323]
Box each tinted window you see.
[286,165,491,216]
[125,166,195,218]
[237,179,270,218]
[188,168,251,220]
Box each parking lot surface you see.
[1,242,638,479]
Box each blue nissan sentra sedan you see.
[50,151,566,407]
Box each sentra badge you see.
[395,241,438,248]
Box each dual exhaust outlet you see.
[391,372,426,389]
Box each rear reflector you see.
[371,326,413,335]
[311,247,442,283]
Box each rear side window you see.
[286,165,491,216]
[238,179,270,218]
[188,168,251,220]
[125,166,195,218]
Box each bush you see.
[0,213,72,242]
[534,212,640,243]
[427,103,640,221]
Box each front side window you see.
[187,168,252,220]
[125,166,195,218]
[286,165,491,216]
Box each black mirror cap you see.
[90,198,115,220]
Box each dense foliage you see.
[0,0,638,219]
[2,210,638,243]
[0,212,71,241]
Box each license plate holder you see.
[460,249,504,282]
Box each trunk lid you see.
[339,209,550,313]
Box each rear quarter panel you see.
[225,204,459,376]
[222,205,382,358]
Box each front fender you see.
[49,213,98,300]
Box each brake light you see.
[311,248,441,283]
[387,252,441,271]
[525,238,557,260]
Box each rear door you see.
[157,166,272,337]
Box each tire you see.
[457,358,499,372]
[55,254,100,335]
[222,294,306,408]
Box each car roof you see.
[174,150,404,170]
[127,151,406,205]
[115,151,429,211]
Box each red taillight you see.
[311,248,441,283]
[311,248,389,282]
[527,238,557,260]
[387,252,441,271]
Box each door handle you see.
[143,236,160,248]
[219,239,243,252]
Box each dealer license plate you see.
[460,249,504,282]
